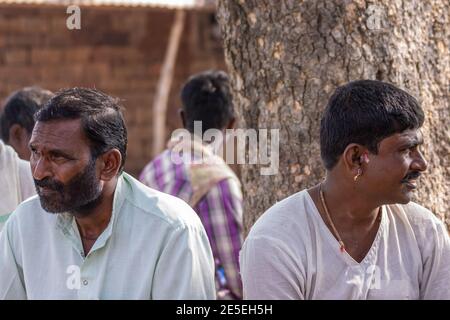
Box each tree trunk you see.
[217,0,449,234]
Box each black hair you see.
[181,70,235,134]
[0,86,54,142]
[35,88,127,172]
[320,80,424,170]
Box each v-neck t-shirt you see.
[240,190,450,299]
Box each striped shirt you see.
[140,144,243,300]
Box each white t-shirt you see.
[240,190,450,300]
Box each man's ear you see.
[8,124,30,159]
[98,149,122,181]
[8,124,24,146]
[179,109,186,128]
[342,144,368,172]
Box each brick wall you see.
[0,5,226,176]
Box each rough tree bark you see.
[216,0,449,234]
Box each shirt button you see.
[83,280,89,286]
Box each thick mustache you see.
[401,171,421,183]
[34,178,64,191]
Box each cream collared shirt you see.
[0,173,216,300]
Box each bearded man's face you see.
[30,119,103,215]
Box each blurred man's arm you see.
[240,235,305,300]
[420,217,450,299]
[0,216,27,300]
[196,179,243,299]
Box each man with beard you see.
[240,80,450,299]
[0,88,216,299]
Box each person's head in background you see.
[0,86,54,160]
[180,70,235,136]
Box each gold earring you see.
[354,167,362,181]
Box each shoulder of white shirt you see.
[121,173,205,231]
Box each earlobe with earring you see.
[354,167,363,181]
[354,153,369,181]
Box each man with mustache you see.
[0,88,216,299]
[240,80,450,299]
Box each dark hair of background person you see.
[181,70,235,134]
[0,86,54,142]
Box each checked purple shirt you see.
[139,149,243,300]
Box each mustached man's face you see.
[363,129,428,205]
[29,119,103,215]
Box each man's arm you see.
[139,153,192,203]
[151,223,216,300]
[196,179,243,299]
[0,216,27,300]
[240,235,305,300]
[420,217,450,299]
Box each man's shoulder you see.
[5,195,54,231]
[140,150,189,185]
[241,190,313,270]
[246,189,311,240]
[389,201,443,225]
[121,173,203,230]
[10,195,43,214]
[142,149,172,169]
[387,201,447,240]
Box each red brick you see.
[4,49,29,65]
[0,7,225,176]
[31,48,64,65]
[64,47,92,63]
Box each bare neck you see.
[74,179,117,240]
[316,172,381,228]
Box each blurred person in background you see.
[0,86,53,160]
[140,70,244,300]
[0,87,49,229]
[0,139,34,231]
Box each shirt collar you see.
[55,173,127,255]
